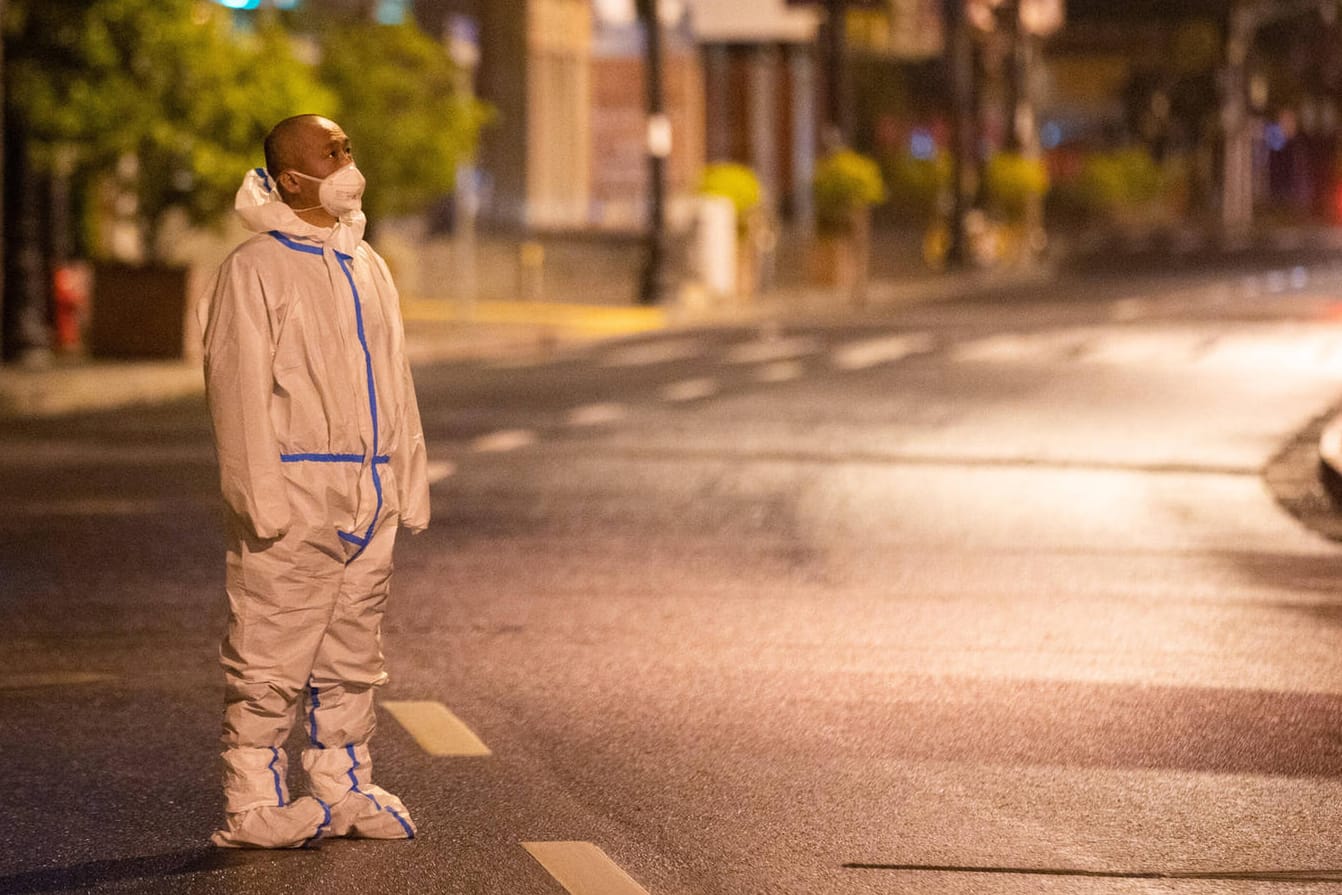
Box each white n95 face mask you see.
[289,163,366,217]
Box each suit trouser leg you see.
[302,516,416,838]
[213,519,344,847]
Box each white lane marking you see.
[425,461,456,484]
[380,701,492,757]
[567,403,628,426]
[725,335,822,365]
[831,333,934,370]
[1109,299,1147,322]
[660,378,719,402]
[522,842,653,895]
[9,498,173,517]
[602,338,704,368]
[755,361,805,383]
[0,672,116,689]
[471,429,537,453]
[949,332,1070,364]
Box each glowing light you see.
[909,129,936,160]
[375,0,407,24]
[1265,123,1288,153]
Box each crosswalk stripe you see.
[755,360,805,383]
[0,672,116,689]
[425,460,456,484]
[380,701,492,757]
[522,842,653,895]
[661,378,719,402]
[831,333,934,370]
[602,338,703,367]
[725,335,821,365]
[472,429,538,453]
[567,403,628,426]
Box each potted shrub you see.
[698,162,764,298]
[809,149,887,303]
[982,151,1050,263]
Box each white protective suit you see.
[200,168,430,848]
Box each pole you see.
[636,0,670,305]
[0,0,7,361]
[943,0,974,268]
[823,0,848,148]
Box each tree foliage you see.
[316,21,492,221]
[5,0,335,256]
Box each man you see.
[198,114,430,848]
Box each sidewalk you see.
[5,215,1340,422]
[0,262,1054,422]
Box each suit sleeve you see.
[395,352,431,533]
[368,248,431,533]
[199,254,292,540]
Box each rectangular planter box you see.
[89,262,189,359]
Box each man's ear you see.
[276,170,300,197]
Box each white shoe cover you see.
[326,786,417,839]
[303,744,416,839]
[211,796,332,848]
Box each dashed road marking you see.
[831,333,934,370]
[755,360,805,383]
[522,842,653,895]
[381,701,492,757]
[725,335,822,365]
[602,338,703,368]
[472,429,537,453]
[661,378,719,402]
[0,672,117,689]
[567,403,628,426]
[1109,299,1147,322]
[426,460,456,484]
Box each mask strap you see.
[281,170,323,213]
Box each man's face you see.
[277,117,355,213]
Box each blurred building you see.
[415,0,704,233]
[686,0,821,221]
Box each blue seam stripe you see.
[335,253,383,565]
[338,530,368,547]
[263,235,383,561]
[268,230,324,255]
[280,453,390,464]
[344,745,415,839]
[255,167,273,193]
[267,747,286,807]
[282,452,364,463]
[302,798,332,848]
[307,682,325,748]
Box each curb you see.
[1318,412,1342,510]
[0,263,1056,421]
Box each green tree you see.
[317,20,492,222]
[6,0,334,259]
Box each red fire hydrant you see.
[52,263,90,351]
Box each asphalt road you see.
[7,259,1342,893]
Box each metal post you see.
[636,0,671,305]
[790,44,817,235]
[823,0,848,148]
[0,0,7,360]
[943,0,975,268]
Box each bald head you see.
[264,114,331,180]
[262,115,357,226]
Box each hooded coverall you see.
[200,169,430,848]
